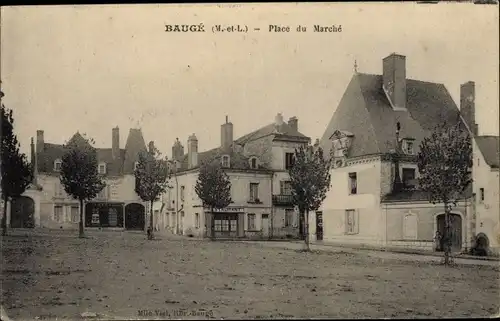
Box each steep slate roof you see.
[319,73,465,159]
[175,119,309,173]
[36,128,146,176]
[475,135,500,169]
[236,122,309,145]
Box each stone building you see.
[162,114,310,239]
[308,53,490,254]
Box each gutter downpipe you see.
[270,171,274,240]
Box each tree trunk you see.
[444,204,451,266]
[148,200,154,240]
[304,210,310,252]
[2,196,8,236]
[210,207,215,241]
[79,199,85,238]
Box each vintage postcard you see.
[1,2,499,320]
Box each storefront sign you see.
[211,207,244,213]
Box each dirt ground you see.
[1,229,499,320]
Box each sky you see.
[1,3,499,157]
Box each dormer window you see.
[402,139,415,155]
[249,157,258,169]
[54,159,62,171]
[330,130,354,158]
[221,155,230,168]
[98,162,107,175]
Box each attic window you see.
[249,157,258,169]
[221,155,230,168]
[402,139,415,155]
[54,159,62,171]
[98,162,107,175]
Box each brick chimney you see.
[36,130,44,153]
[112,127,120,160]
[382,53,407,110]
[148,141,155,154]
[288,116,298,132]
[460,81,478,136]
[221,115,233,150]
[187,134,198,169]
[274,113,284,132]
[30,137,38,183]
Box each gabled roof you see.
[475,135,500,169]
[235,122,309,145]
[319,73,466,159]
[36,128,146,176]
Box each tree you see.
[134,144,170,240]
[60,134,106,238]
[288,144,332,251]
[417,120,472,265]
[1,101,33,236]
[194,160,232,239]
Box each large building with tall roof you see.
[307,53,498,254]
[7,127,158,232]
[162,113,311,239]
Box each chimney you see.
[171,138,184,161]
[460,81,478,136]
[148,141,155,154]
[30,137,38,183]
[288,116,298,132]
[36,130,44,153]
[112,127,120,159]
[187,134,198,169]
[221,115,234,150]
[274,113,284,132]
[382,53,407,110]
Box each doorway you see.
[10,196,35,228]
[262,214,269,237]
[436,213,462,252]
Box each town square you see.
[1,3,499,320]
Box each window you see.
[280,181,292,195]
[134,161,139,171]
[402,168,416,189]
[250,157,258,169]
[70,206,79,223]
[98,163,107,175]
[249,183,259,202]
[166,213,170,227]
[348,172,357,195]
[195,213,200,229]
[54,159,62,171]
[480,188,485,202]
[285,153,295,170]
[55,182,65,197]
[285,209,294,227]
[54,205,64,223]
[180,186,185,201]
[345,209,358,234]
[403,140,415,155]
[221,155,230,168]
[247,213,256,230]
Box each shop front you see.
[85,202,125,228]
[205,206,245,239]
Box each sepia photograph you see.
[1,2,499,320]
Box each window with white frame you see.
[54,159,62,171]
[54,205,64,223]
[402,139,415,155]
[345,209,359,234]
[98,162,107,174]
[348,173,357,195]
[249,183,259,202]
[195,213,200,229]
[180,186,185,201]
[285,153,295,170]
[221,155,230,168]
[280,181,292,195]
[247,213,256,230]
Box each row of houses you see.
[4,53,499,255]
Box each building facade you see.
[163,114,310,239]
[7,127,160,232]
[309,53,485,254]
